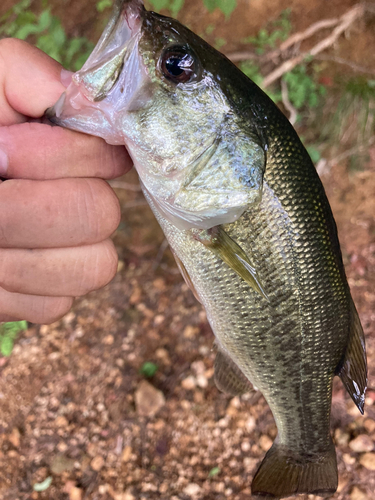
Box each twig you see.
[314,54,375,76]
[262,4,365,88]
[267,18,340,60]
[281,79,298,126]
[109,180,142,191]
[226,18,340,64]
[225,50,259,63]
[316,137,375,176]
[330,137,375,165]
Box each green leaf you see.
[204,0,236,17]
[65,38,85,64]
[240,61,263,87]
[33,477,53,492]
[72,42,95,71]
[97,0,113,12]
[306,145,321,164]
[214,37,226,49]
[170,0,184,16]
[0,321,28,356]
[0,321,28,337]
[0,337,14,357]
[203,0,217,12]
[51,23,67,48]
[149,0,169,10]
[209,466,221,477]
[217,0,236,18]
[140,362,158,378]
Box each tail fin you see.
[251,441,338,498]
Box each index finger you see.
[0,39,132,179]
[0,38,64,124]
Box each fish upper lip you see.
[120,0,145,29]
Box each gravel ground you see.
[0,1,375,498]
[0,156,375,500]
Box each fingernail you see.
[0,148,8,176]
[61,68,74,88]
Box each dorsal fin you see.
[214,346,254,396]
[337,298,367,414]
[192,226,269,301]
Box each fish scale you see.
[47,1,367,496]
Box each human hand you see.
[0,38,132,324]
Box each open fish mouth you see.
[46,0,147,145]
[46,0,265,230]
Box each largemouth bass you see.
[46,1,367,497]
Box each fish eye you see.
[160,46,198,84]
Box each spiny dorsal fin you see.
[214,346,254,396]
[192,226,269,301]
[337,298,367,414]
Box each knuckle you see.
[0,37,26,56]
[0,251,18,292]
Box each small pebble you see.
[350,486,369,500]
[102,334,114,345]
[135,380,165,417]
[154,314,165,325]
[181,376,196,390]
[90,456,105,472]
[183,325,200,338]
[8,428,21,448]
[183,483,201,496]
[69,487,83,500]
[241,441,251,453]
[122,446,132,463]
[343,453,356,465]
[55,416,69,428]
[246,416,256,433]
[360,452,375,471]
[259,435,273,451]
[364,419,375,433]
[196,374,208,388]
[349,435,374,453]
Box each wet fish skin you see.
[46,1,367,497]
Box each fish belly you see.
[144,181,349,456]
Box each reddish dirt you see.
[0,1,374,500]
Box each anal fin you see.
[214,346,254,396]
[337,298,367,414]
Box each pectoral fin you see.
[193,226,268,301]
[171,249,202,304]
[214,346,254,396]
[337,298,367,414]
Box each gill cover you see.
[47,0,266,230]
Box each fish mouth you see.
[45,0,147,144]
